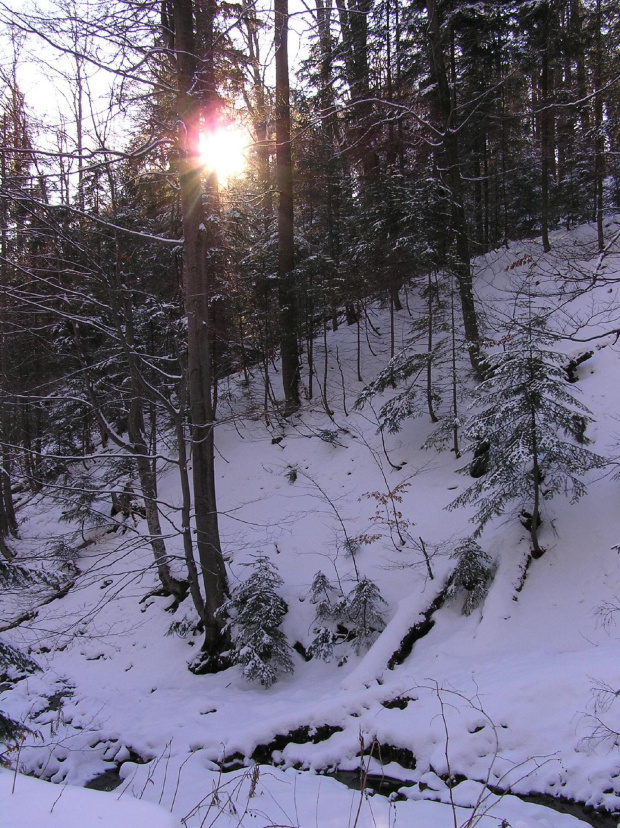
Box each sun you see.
[199,123,248,183]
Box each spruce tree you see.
[0,561,48,753]
[446,538,493,615]
[449,316,607,556]
[307,570,343,662]
[0,640,38,751]
[221,556,294,687]
[343,577,387,655]
[307,571,387,660]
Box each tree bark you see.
[425,0,482,374]
[540,36,552,253]
[274,0,301,414]
[593,0,605,252]
[171,0,229,661]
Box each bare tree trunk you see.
[540,42,552,253]
[593,0,605,252]
[274,0,301,414]
[173,407,206,623]
[172,0,229,664]
[425,0,482,375]
[0,115,18,534]
[426,272,438,423]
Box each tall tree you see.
[423,0,482,373]
[167,0,229,665]
[274,0,301,414]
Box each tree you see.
[0,0,235,663]
[446,538,493,616]
[0,70,39,536]
[0,639,36,753]
[421,0,482,373]
[168,0,230,665]
[354,267,468,456]
[275,0,301,414]
[220,555,293,686]
[342,576,387,654]
[0,559,58,752]
[307,571,387,658]
[449,313,607,557]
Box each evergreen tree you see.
[308,571,387,659]
[221,556,294,687]
[0,560,49,753]
[0,640,38,752]
[355,269,468,455]
[446,538,493,616]
[449,316,607,557]
[343,577,387,654]
[355,347,434,431]
[307,570,343,662]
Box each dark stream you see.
[329,768,620,828]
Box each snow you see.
[3,219,620,827]
[0,767,180,828]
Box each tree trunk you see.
[425,0,482,374]
[530,410,544,558]
[173,408,206,623]
[593,0,605,252]
[540,41,552,253]
[274,0,301,414]
[172,0,229,663]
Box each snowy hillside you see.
[3,220,620,828]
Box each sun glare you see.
[200,124,247,183]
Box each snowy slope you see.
[2,219,620,827]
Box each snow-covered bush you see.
[446,538,493,615]
[221,556,294,687]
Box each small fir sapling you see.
[308,572,388,658]
[0,560,61,592]
[0,640,39,754]
[309,571,341,623]
[422,273,468,458]
[307,571,343,661]
[449,316,607,557]
[0,641,39,749]
[307,625,339,662]
[353,270,448,432]
[0,558,56,748]
[355,348,436,433]
[220,555,293,687]
[344,577,388,654]
[354,292,447,433]
[446,538,493,615]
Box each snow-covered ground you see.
[3,219,620,827]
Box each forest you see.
[1,0,620,826]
